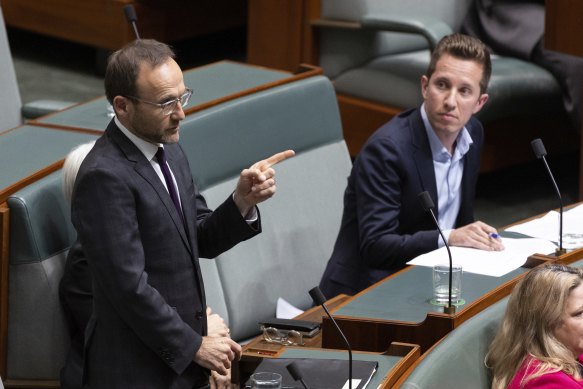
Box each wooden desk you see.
[240,295,421,388]
[320,242,583,354]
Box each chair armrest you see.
[21,100,76,119]
[361,13,454,51]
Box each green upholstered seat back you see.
[6,172,73,379]
[401,297,508,388]
[179,75,351,340]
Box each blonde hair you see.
[487,264,583,388]
[62,140,96,204]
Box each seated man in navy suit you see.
[319,33,504,299]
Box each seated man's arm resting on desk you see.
[353,136,444,269]
[449,220,504,251]
[353,133,502,270]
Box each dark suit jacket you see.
[319,108,483,298]
[462,0,582,131]
[462,0,545,60]
[71,121,259,388]
[59,240,91,389]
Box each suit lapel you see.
[410,109,439,215]
[107,123,193,255]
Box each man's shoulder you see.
[465,116,485,142]
[366,108,420,145]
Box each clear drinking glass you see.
[432,264,462,305]
[251,372,282,389]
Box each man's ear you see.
[420,75,429,99]
[473,93,489,115]
[113,96,130,117]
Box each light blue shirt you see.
[420,104,473,247]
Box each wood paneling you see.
[3,0,247,51]
[545,0,583,58]
[247,0,320,71]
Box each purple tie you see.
[155,147,184,220]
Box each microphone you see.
[418,191,456,314]
[531,138,565,255]
[286,361,309,389]
[309,286,352,389]
[123,5,141,40]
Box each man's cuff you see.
[244,206,258,224]
[231,193,258,224]
[438,229,453,248]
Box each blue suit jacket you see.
[71,121,259,388]
[319,108,483,298]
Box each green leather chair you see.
[316,0,574,171]
[180,74,352,341]
[400,296,508,388]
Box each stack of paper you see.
[407,238,557,277]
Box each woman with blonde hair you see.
[487,264,583,388]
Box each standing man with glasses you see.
[71,39,294,388]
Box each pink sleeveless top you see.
[508,356,583,388]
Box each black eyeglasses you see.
[126,88,193,116]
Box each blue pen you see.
[489,232,500,239]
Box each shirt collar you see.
[115,116,161,162]
[421,103,473,161]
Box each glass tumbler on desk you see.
[432,264,462,305]
[251,372,282,389]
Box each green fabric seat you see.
[401,297,508,388]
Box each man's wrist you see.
[232,192,254,219]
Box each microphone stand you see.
[123,5,141,40]
[531,138,566,255]
[418,191,456,314]
[309,287,352,389]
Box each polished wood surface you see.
[243,293,350,358]
[336,94,401,157]
[3,0,246,51]
[545,0,583,58]
[544,0,583,200]
[240,293,421,388]
[320,244,583,354]
[247,0,320,72]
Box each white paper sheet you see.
[505,204,583,246]
[275,297,304,319]
[407,238,558,277]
